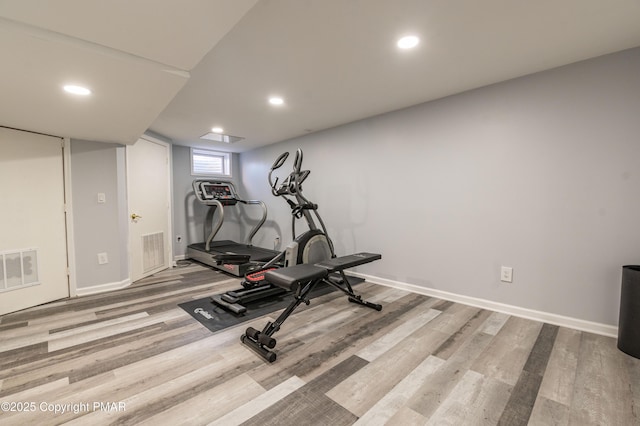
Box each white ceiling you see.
[2,1,640,150]
[0,0,258,143]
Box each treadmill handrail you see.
[237,199,267,246]
[205,199,224,252]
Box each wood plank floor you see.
[1,263,639,425]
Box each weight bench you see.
[241,252,382,362]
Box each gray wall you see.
[172,145,247,258]
[70,140,128,288]
[238,47,640,326]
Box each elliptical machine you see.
[211,149,336,314]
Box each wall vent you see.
[142,232,165,273]
[0,248,40,292]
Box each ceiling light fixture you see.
[63,84,91,95]
[211,127,224,133]
[397,35,420,49]
[269,96,284,106]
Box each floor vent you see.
[142,232,165,274]
[0,248,40,292]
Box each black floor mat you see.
[178,276,362,333]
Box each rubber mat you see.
[178,276,362,333]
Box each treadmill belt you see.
[212,244,275,262]
[189,242,276,262]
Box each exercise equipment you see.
[211,149,335,314]
[186,180,278,276]
[241,252,382,362]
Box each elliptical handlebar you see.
[268,152,289,197]
[293,149,303,175]
[272,151,289,170]
[269,149,310,197]
[266,149,336,256]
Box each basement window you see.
[191,148,232,177]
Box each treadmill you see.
[187,179,278,276]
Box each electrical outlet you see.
[97,252,109,265]
[274,236,280,250]
[501,266,513,283]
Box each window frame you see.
[190,148,232,178]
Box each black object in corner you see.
[618,265,640,359]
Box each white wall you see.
[239,47,640,327]
[70,140,128,289]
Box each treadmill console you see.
[195,180,239,205]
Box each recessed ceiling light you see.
[211,127,224,133]
[269,96,284,106]
[397,35,419,49]
[63,84,91,95]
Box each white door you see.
[127,136,172,282]
[0,127,69,315]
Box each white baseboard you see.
[75,279,131,297]
[351,272,618,338]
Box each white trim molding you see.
[75,279,131,297]
[63,137,77,298]
[352,273,618,338]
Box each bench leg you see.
[241,273,382,362]
[241,279,319,362]
[327,271,382,311]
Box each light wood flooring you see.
[0,263,639,425]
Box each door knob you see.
[131,213,142,220]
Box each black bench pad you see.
[314,252,382,272]
[265,264,328,292]
[264,252,382,292]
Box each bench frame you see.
[240,252,382,362]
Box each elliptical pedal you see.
[243,266,279,288]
